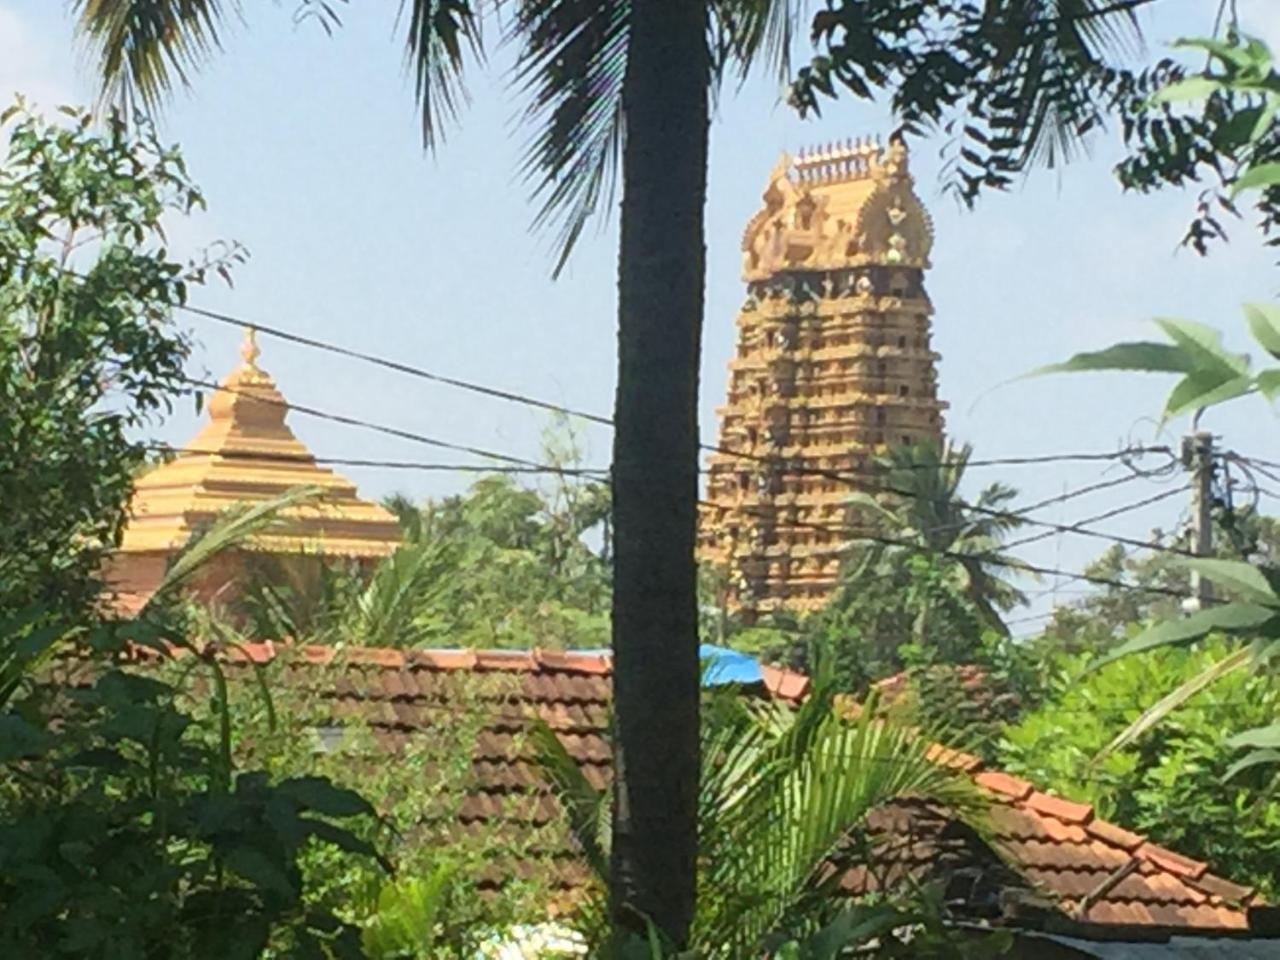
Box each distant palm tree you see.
[847,441,1028,639]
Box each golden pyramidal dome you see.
[106,329,402,613]
[119,328,401,557]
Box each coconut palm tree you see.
[71,1,1148,943]
[847,441,1028,638]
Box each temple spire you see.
[240,326,262,370]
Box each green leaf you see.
[0,714,54,762]
[1226,723,1280,750]
[1225,748,1280,781]
[1230,162,1280,197]
[1153,318,1249,377]
[223,845,297,900]
[1090,602,1278,670]
[1256,369,1280,401]
[1245,303,1280,360]
[1028,341,1201,377]
[299,817,387,870]
[277,776,373,818]
[1171,557,1280,605]
[1149,75,1222,104]
[1173,36,1269,70]
[1163,372,1253,420]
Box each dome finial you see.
[241,326,261,369]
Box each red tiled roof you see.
[186,642,1266,937]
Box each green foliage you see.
[791,0,1143,205]
[0,655,372,957]
[535,675,1004,958]
[0,101,241,619]
[236,425,610,651]
[183,649,572,957]
[1,535,383,958]
[1032,308,1280,424]
[1109,32,1280,255]
[801,442,1027,688]
[1001,640,1280,897]
[0,108,383,958]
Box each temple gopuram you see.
[103,330,402,615]
[700,137,947,616]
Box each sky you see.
[5,0,1280,628]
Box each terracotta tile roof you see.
[152,642,1268,938]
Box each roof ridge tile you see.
[1025,790,1094,825]
[974,770,1034,801]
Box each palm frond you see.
[710,0,806,85]
[696,684,985,954]
[73,0,241,115]
[349,537,457,646]
[528,717,611,881]
[150,486,323,607]
[511,0,628,275]
[400,0,485,151]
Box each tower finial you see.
[241,326,261,369]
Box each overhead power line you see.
[704,498,1199,603]
[185,374,1190,560]
[147,444,611,477]
[172,295,1172,474]
[180,303,614,427]
[179,378,603,480]
[1000,485,1192,554]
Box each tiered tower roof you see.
[117,330,401,559]
[701,137,947,615]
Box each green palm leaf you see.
[73,0,237,113]
[152,485,323,605]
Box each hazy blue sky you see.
[5,0,1280,627]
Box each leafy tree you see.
[404,473,610,649]
[0,102,233,619]
[0,109,386,957]
[1105,31,1280,256]
[73,0,1155,940]
[1,495,386,958]
[234,422,611,650]
[806,442,1027,685]
[1035,510,1280,656]
[1001,639,1280,897]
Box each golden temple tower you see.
[700,137,947,616]
[104,330,402,614]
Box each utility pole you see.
[1182,431,1215,611]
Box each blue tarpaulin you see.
[698,644,765,685]
[575,645,765,687]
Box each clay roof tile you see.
[1138,842,1208,881]
[1085,817,1146,853]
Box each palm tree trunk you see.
[609,0,709,946]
